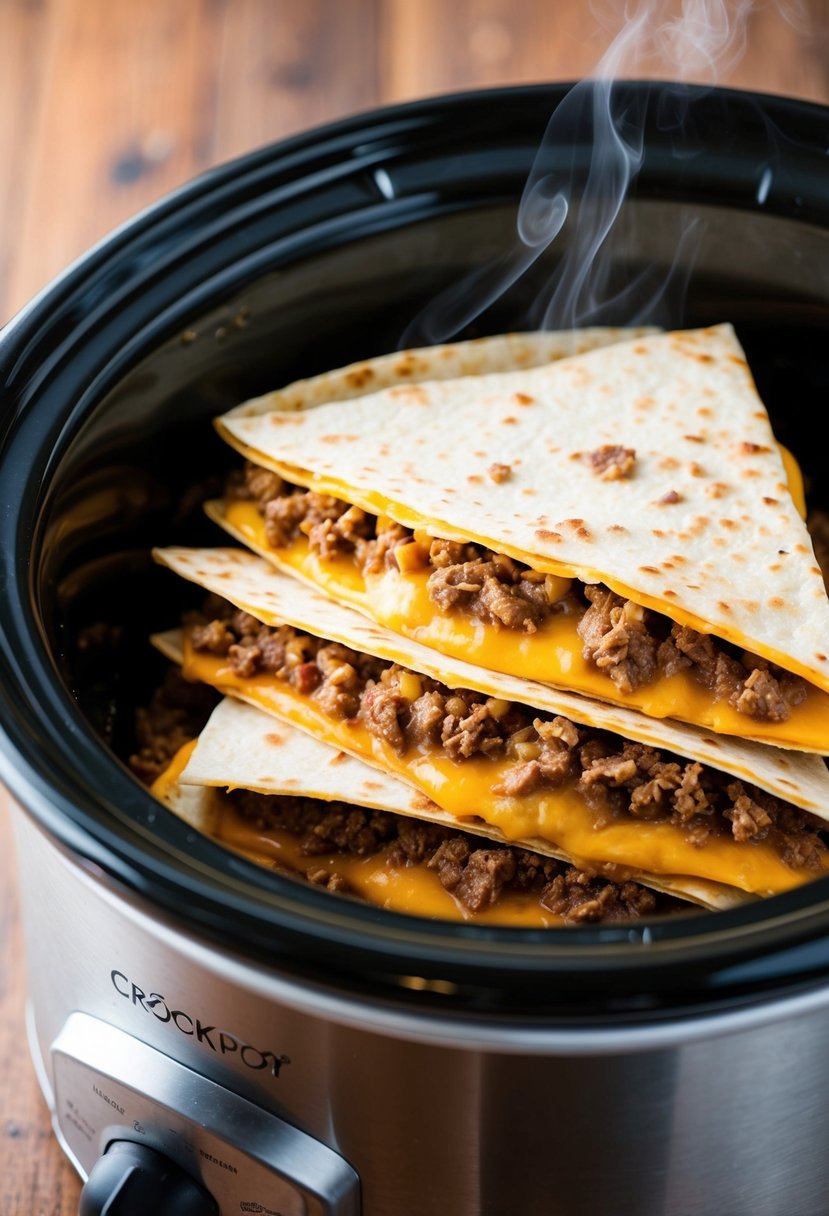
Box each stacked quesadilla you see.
[145,325,829,924]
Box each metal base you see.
[13,804,829,1216]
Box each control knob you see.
[79,1139,218,1215]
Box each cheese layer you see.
[218,499,829,752]
[152,742,564,926]
[181,637,826,896]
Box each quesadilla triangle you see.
[212,323,829,752]
[152,547,829,899]
[150,691,732,921]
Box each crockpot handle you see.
[79,1139,218,1216]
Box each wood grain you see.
[0,0,827,1212]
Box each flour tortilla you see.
[151,549,829,822]
[216,324,829,700]
[151,670,747,912]
[226,328,659,418]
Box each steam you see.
[401,0,772,345]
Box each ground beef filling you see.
[227,788,677,921]
[129,667,219,782]
[190,602,826,867]
[228,462,808,720]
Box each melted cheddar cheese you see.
[180,637,826,896]
[218,498,829,752]
[152,742,563,925]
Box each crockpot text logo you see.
[110,971,290,1079]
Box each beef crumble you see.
[227,787,678,921]
[189,601,827,868]
[129,666,219,782]
[228,461,808,720]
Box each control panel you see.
[51,1012,360,1216]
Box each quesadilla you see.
[152,545,829,899]
[212,324,829,752]
[149,692,719,923]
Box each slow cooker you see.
[2,83,829,1216]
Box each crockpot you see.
[2,83,829,1216]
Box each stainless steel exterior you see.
[52,1013,359,1215]
[11,803,829,1216]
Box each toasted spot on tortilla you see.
[719,518,738,530]
[535,528,562,542]
[684,434,706,443]
[656,490,682,504]
[264,732,283,745]
[389,385,429,404]
[763,496,779,506]
[817,653,827,662]
[576,526,593,540]
[502,415,518,425]
[412,792,441,812]
[346,367,375,387]
[768,596,786,608]
[688,462,705,477]
[640,565,660,574]
[607,524,627,533]
[663,589,678,599]
[737,441,771,455]
[328,751,348,766]
[467,474,483,484]
[268,413,302,425]
[718,601,732,613]
[362,780,383,791]
[513,392,535,405]
[697,406,713,418]
[320,433,357,444]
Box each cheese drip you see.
[180,637,827,897]
[217,498,829,752]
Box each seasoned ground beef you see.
[190,601,827,867]
[227,787,680,921]
[578,587,807,720]
[229,460,808,720]
[129,667,219,782]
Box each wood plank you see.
[212,0,380,158]
[2,0,381,323]
[380,0,829,102]
[0,0,58,322]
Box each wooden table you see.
[1,2,826,1211]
